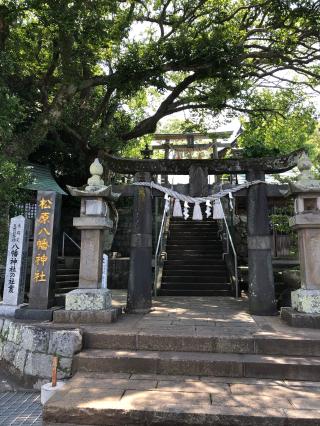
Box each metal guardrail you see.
[61,232,80,257]
[153,197,171,296]
[219,203,239,298]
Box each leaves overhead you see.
[0,0,319,183]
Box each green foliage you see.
[238,88,319,158]
[270,214,291,234]
[0,0,319,188]
[157,118,206,134]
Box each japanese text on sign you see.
[33,197,53,284]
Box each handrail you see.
[61,232,80,257]
[220,203,239,298]
[154,197,171,296]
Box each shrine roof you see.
[24,163,67,195]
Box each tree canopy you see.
[1,0,320,185]
[238,87,320,158]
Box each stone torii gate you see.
[107,149,303,316]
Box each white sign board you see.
[3,215,30,306]
[101,254,108,289]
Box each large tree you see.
[238,87,319,158]
[1,0,320,183]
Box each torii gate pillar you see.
[127,172,153,313]
[247,171,277,315]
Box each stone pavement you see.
[44,372,320,425]
[44,292,320,425]
[87,291,320,342]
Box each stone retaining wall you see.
[0,317,82,388]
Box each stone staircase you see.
[159,208,232,296]
[44,319,320,425]
[54,257,79,306]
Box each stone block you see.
[2,341,17,363]
[281,307,320,329]
[243,358,320,381]
[214,337,254,354]
[57,357,73,379]
[54,307,121,324]
[0,304,19,317]
[22,326,49,353]
[83,332,136,349]
[48,330,82,357]
[7,322,22,344]
[65,289,112,311]
[25,352,52,379]
[291,289,320,314]
[15,307,59,321]
[13,348,27,373]
[1,319,11,340]
[255,335,320,355]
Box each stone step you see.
[161,276,228,283]
[73,349,320,381]
[43,372,320,426]
[166,249,223,255]
[55,285,78,294]
[167,239,221,244]
[165,253,223,259]
[161,283,230,290]
[169,230,219,234]
[158,289,232,296]
[166,245,223,250]
[82,332,320,357]
[163,270,227,277]
[56,268,79,275]
[170,220,218,224]
[55,274,79,282]
[164,261,226,267]
[169,225,218,229]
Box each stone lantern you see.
[281,153,320,328]
[54,159,121,323]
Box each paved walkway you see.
[43,292,320,424]
[92,290,320,341]
[46,371,320,424]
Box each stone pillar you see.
[281,154,320,328]
[246,171,277,315]
[189,165,208,197]
[15,191,62,320]
[74,198,111,289]
[127,172,152,313]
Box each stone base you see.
[0,303,27,317]
[53,307,122,324]
[65,289,112,311]
[14,306,62,321]
[281,307,320,329]
[291,288,320,314]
